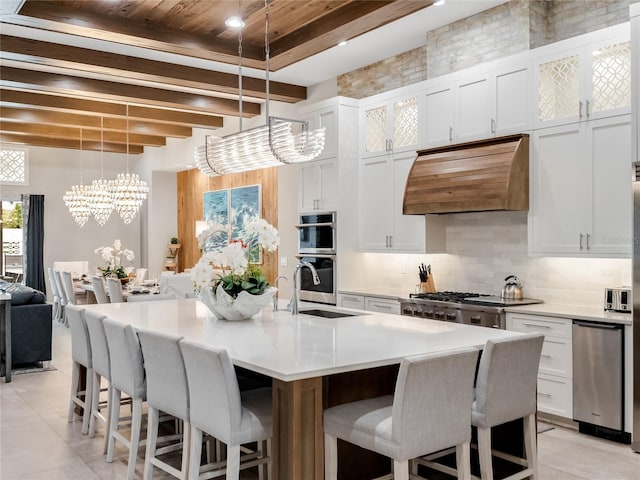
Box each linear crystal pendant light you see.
[196,0,325,176]
[63,128,91,227]
[112,105,149,224]
[86,117,114,226]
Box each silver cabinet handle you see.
[343,296,360,302]
[491,118,496,133]
[449,126,453,141]
[385,139,389,151]
[388,139,393,152]
[389,235,393,248]
[579,100,583,118]
[579,233,584,250]
[385,236,389,248]
[537,392,552,398]
[586,99,590,117]
[586,233,591,250]
[373,304,392,310]
[523,323,551,329]
[540,354,552,359]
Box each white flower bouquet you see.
[95,239,135,279]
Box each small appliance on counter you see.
[604,286,631,313]
[501,275,523,300]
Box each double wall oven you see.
[296,212,337,305]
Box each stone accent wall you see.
[426,0,531,79]
[337,0,633,98]
[337,46,427,100]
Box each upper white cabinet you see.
[298,97,359,213]
[529,115,632,256]
[632,3,639,164]
[360,151,425,252]
[361,92,420,158]
[534,31,631,129]
[423,59,531,148]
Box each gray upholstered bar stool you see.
[103,318,147,480]
[84,309,112,453]
[137,330,191,480]
[65,304,93,435]
[471,333,544,480]
[179,339,273,480]
[91,276,109,304]
[323,348,479,480]
[106,277,125,303]
[54,270,69,326]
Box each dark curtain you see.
[24,194,46,293]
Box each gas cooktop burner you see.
[409,291,488,302]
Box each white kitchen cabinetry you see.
[361,92,420,158]
[534,30,631,129]
[298,97,359,212]
[423,60,530,147]
[507,313,573,419]
[299,159,338,212]
[632,3,640,165]
[364,296,400,315]
[529,115,632,257]
[337,293,400,315]
[360,151,425,252]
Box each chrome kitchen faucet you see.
[288,262,320,315]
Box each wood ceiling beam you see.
[0,121,166,146]
[269,0,432,70]
[12,2,266,67]
[0,106,193,138]
[0,133,144,154]
[0,35,306,103]
[0,89,224,128]
[0,67,261,117]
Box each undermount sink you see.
[299,308,361,319]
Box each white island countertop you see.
[82,299,521,382]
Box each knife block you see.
[421,275,436,293]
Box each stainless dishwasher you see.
[572,320,628,442]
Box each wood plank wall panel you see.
[176,167,278,284]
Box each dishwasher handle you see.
[573,320,622,330]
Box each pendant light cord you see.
[126,103,130,174]
[79,127,84,184]
[264,0,270,120]
[100,116,104,179]
[238,0,243,132]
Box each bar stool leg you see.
[143,406,159,480]
[524,413,538,480]
[456,441,471,480]
[127,398,143,480]
[324,433,338,480]
[106,388,121,463]
[477,427,494,480]
[188,426,203,480]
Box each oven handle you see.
[295,254,336,260]
[295,222,336,229]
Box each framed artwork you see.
[202,184,262,262]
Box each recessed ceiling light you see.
[337,40,348,47]
[225,16,245,29]
[433,0,446,6]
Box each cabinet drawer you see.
[539,336,572,378]
[365,297,400,315]
[537,373,573,419]
[507,314,571,338]
[338,294,364,310]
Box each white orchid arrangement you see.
[191,218,279,299]
[95,239,135,278]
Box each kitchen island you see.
[83,298,523,479]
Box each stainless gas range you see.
[399,292,543,329]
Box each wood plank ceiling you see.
[0,0,433,153]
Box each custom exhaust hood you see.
[403,134,529,215]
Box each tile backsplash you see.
[360,211,630,307]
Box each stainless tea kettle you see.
[501,275,523,300]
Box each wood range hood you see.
[403,134,530,215]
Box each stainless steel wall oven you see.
[296,212,337,304]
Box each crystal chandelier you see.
[86,117,114,227]
[63,128,91,227]
[112,104,149,224]
[196,0,325,177]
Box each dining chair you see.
[179,339,273,480]
[135,268,148,284]
[103,318,147,480]
[54,270,70,326]
[138,330,190,480]
[65,304,93,435]
[323,348,479,480]
[61,271,77,306]
[47,267,62,322]
[472,333,544,480]
[84,309,113,453]
[106,277,124,303]
[91,276,109,304]
[127,293,176,303]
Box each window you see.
[0,148,28,185]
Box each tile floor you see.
[1,323,639,479]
